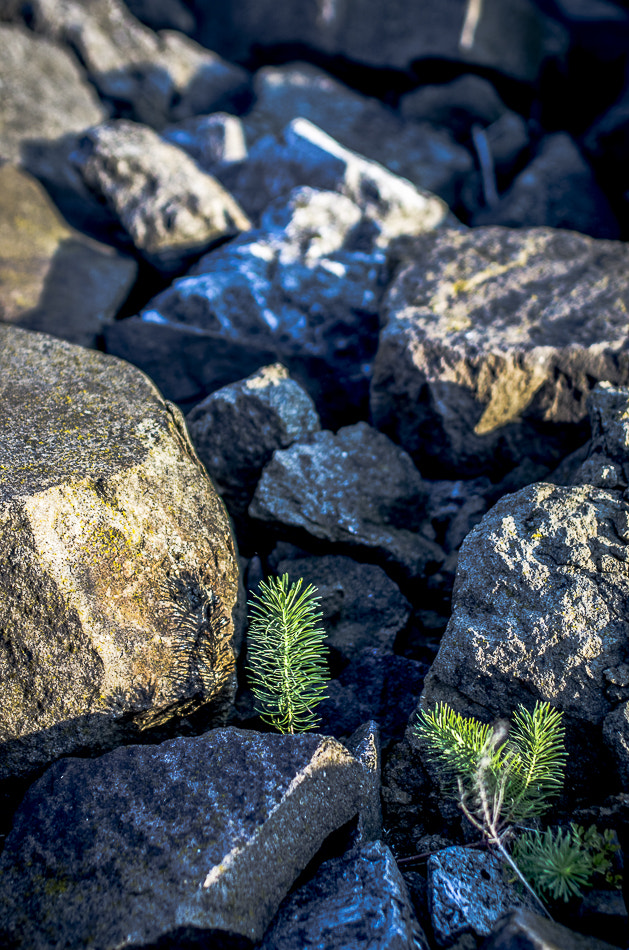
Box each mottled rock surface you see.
[371,226,629,480]
[0,327,239,781]
[0,165,136,347]
[483,907,622,950]
[250,423,443,581]
[0,729,364,947]
[73,120,251,269]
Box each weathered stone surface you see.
[259,840,428,950]
[483,907,622,950]
[419,481,629,787]
[124,0,196,33]
[230,118,452,236]
[250,423,443,581]
[162,112,247,173]
[371,226,629,480]
[30,0,250,128]
[195,0,565,83]
[0,728,364,947]
[0,24,105,166]
[243,63,473,205]
[186,363,321,520]
[399,75,508,140]
[473,133,620,238]
[0,164,136,347]
[345,721,383,843]
[428,847,538,946]
[0,326,240,781]
[275,553,412,659]
[73,120,251,270]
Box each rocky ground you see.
[1,1,629,947]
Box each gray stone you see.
[0,728,364,947]
[419,480,629,787]
[162,112,247,173]
[473,133,620,238]
[259,840,428,950]
[569,383,629,492]
[371,225,629,480]
[0,326,240,781]
[400,75,508,140]
[243,62,473,205]
[425,478,492,554]
[250,422,443,581]
[186,363,321,520]
[485,111,531,176]
[124,0,196,33]
[275,553,412,660]
[30,0,250,128]
[73,120,251,270]
[482,907,622,950]
[344,720,383,843]
[428,847,538,946]
[0,164,136,347]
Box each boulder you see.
[124,0,197,33]
[371,225,629,481]
[243,62,473,205]
[162,112,247,173]
[344,721,383,844]
[249,422,443,582]
[0,728,365,947]
[0,164,136,347]
[399,74,508,140]
[483,907,622,950]
[418,480,629,790]
[259,840,428,950]
[0,326,240,782]
[30,0,250,128]
[73,119,251,270]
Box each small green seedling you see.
[247,574,329,735]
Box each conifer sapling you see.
[247,574,329,734]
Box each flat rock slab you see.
[0,164,136,347]
[0,728,365,947]
[0,327,239,781]
[249,422,443,582]
[371,226,629,480]
[259,840,428,950]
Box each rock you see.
[124,0,197,33]
[0,728,365,947]
[399,75,508,140]
[243,62,473,205]
[482,907,621,950]
[73,119,251,270]
[344,721,383,843]
[230,117,452,236]
[0,326,240,782]
[249,422,443,582]
[583,87,629,175]
[0,164,136,347]
[185,363,321,523]
[259,840,429,950]
[484,111,531,178]
[472,133,620,238]
[425,478,492,555]
[162,112,247,173]
[194,0,565,84]
[275,553,412,660]
[371,225,629,481]
[570,383,629,491]
[30,0,250,128]
[418,480,629,789]
[429,847,538,945]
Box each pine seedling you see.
[247,574,329,734]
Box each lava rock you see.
[344,720,383,844]
[162,112,247,173]
[0,326,240,782]
[0,729,365,947]
[482,906,621,950]
[399,75,508,141]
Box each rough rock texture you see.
[0,327,240,781]
[275,553,412,660]
[419,480,629,788]
[428,847,538,945]
[195,0,565,83]
[30,0,250,128]
[73,120,251,270]
[473,132,620,238]
[0,729,365,947]
[0,164,136,347]
[259,841,428,950]
[162,112,247,173]
[371,226,629,480]
[186,363,321,521]
[345,721,383,844]
[249,423,443,582]
[243,63,473,205]
[483,907,622,950]
[0,24,106,166]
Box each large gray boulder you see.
[0,728,365,947]
[0,164,136,347]
[371,226,629,481]
[73,120,251,271]
[0,327,240,782]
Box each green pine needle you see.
[247,574,329,734]
[513,827,593,903]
